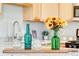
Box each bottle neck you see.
[26,24,30,34]
[54,30,58,36]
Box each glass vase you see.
[51,30,60,50]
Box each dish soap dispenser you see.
[24,24,32,49]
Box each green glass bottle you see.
[51,30,60,50]
[24,24,32,49]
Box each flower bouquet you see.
[44,16,67,50]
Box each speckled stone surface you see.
[0,41,79,56]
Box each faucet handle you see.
[14,33,17,39]
[14,36,17,39]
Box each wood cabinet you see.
[23,3,42,21]
[23,3,59,21]
[42,3,73,21]
[33,3,42,19]
[0,3,73,21]
[59,3,73,21]
[6,3,32,7]
[42,3,58,19]
[0,3,2,14]
[23,7,33,20]
[23,3,73,21]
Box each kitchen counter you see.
[0,41,79,56]
[2,48,79,56]
[2,42,77,53]
[2,42,79,56]
[3,47,78,53]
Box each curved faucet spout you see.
[12,20,21,40]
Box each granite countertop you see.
[2,42,79,56]
[0,41,79,56]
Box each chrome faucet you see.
[11,20,23,48]
[12,21,22,41]
[7,20,22,48]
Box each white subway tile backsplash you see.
[23,21,79,41]
[0,4,23,40]
[23,21,48,40]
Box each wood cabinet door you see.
[23,3,42,21]
[0,3,2,14]
[33,3,42,19]
[59,3,73,21]
[42,3,58,20]
[23,7,33,20]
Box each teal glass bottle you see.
[24,24,32,49]
[51,30,60,50]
